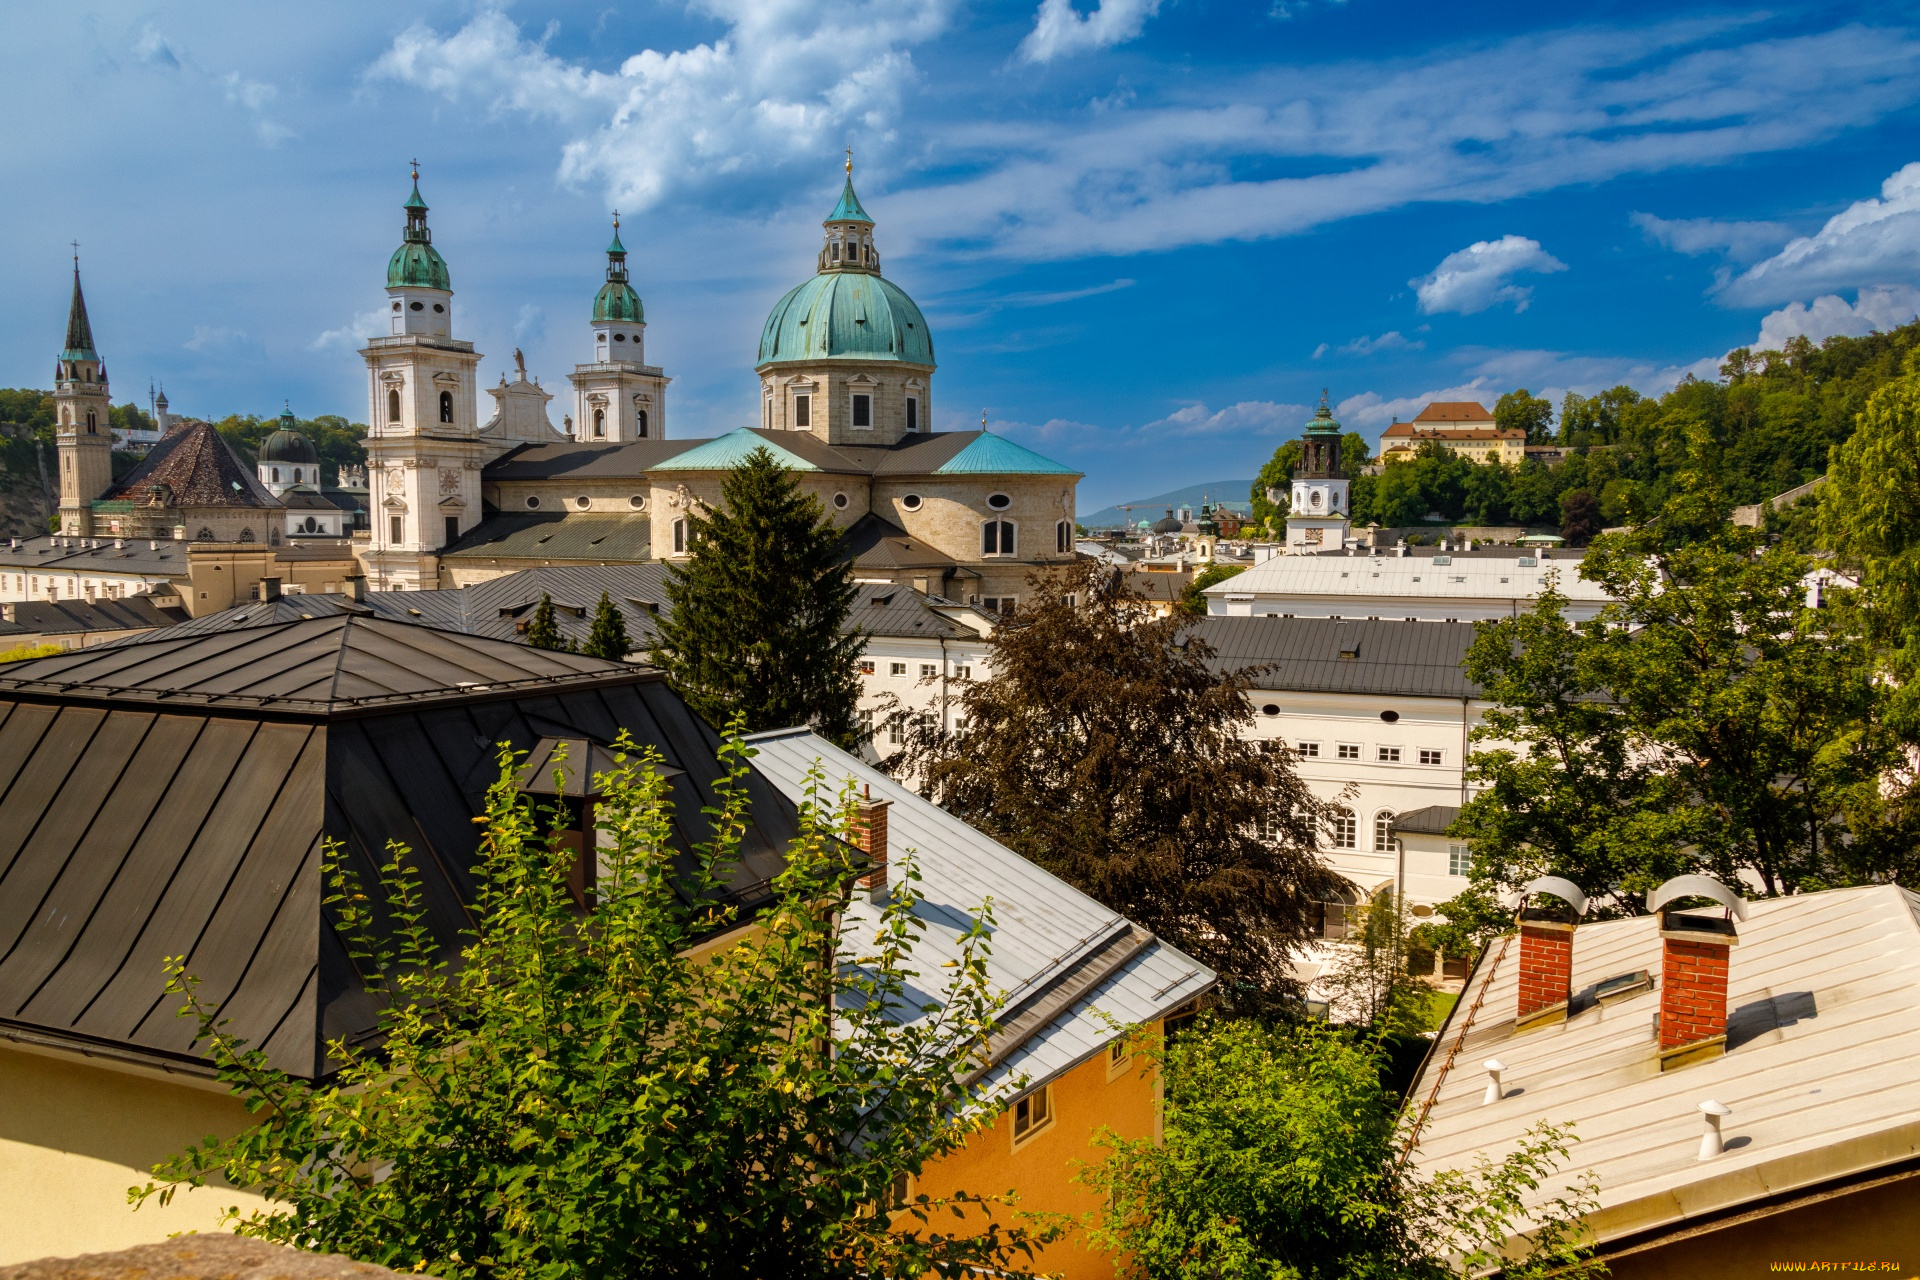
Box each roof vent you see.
[1482,1059,1506,1106]
[1697,1099,1732,1160]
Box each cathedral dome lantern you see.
[592,217,644,325]
[259,402,319,496]
[1286,391,1352,553]
[385,166,454,337]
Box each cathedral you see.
[355,159,1083,606]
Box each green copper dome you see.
[594,280,644,323]
[757,272,933,367]
[387,174,451,291]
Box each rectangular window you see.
[444,516,460,545]
[1375,813,1397,850]
[954,665,971,680]
[852,394,872,428]
[906,397,919,432]
[1419,748,1443,765]
[982,520,1016,557]
[982,596,1016,615]
[1377,746,1402,763]
[1337,743,1360,760]
[919,663,937,679]
[1056,519,1071,553]
[860,660,876,675]
[858,708,874,731]
[890,661,907,676]
[1013,1086,1052,1144]
[1328,813,1357,849]
[888,720,904,746]
[794,394,811,428]
[1295,741,1320,757]
[672,519,687,554]
[389,515,403,544]
[1449,845,1473,877]
[1107,1036,1133,1080]
[831,241,840,261]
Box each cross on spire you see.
[410,157,420,180]
[69,240,79,269]
[846,145,853,176]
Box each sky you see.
[3,2,1919,511]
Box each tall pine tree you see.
[582,590,632,662]
[524,593,573,652]
[650,447,863,746]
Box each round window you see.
[576,496,591,510]
[629,494,647,510]
[1379,710,1400,723]
[433,303,445,313]
[987,492,1011,510]
[525,495,541,509]
[901,494,923,511]
[1261,703,1281,717]
[614,332,627,342]
[409,301,424,312]
[832,492,849,510]
[390,301,401,312]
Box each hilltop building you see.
[355,158,1081,602]
[1378,400,1525,466]
[1285,394,1352,553]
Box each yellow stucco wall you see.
[907,1026,1162,1280]
[0,1044,266,1265]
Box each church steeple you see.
[63,261,98,362]
[54,253,113,536]
[819,150,880,275]
[592,212,644,325]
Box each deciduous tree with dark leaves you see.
[889,562,1338,1013]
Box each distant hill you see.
[1080,480,1254,529]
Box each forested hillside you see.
[1250,319,1920,542]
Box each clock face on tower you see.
[386,468,405,493]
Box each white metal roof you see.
[1205,553,1613,605]
[744,729,1216,1097]
[1406,884,1920,1246]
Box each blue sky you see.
[3,2,1919,510]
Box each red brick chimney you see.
[852,787,890,896]
[1505,876,1587,1033]
[1648,875,1746,1071]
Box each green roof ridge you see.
[828,176,872,225]
[650,429,821,473]
[934,432,1081,476]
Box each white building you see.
[1204,544,1611,623]
[1285,395,1353,554]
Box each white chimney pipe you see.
[1482,1059,1507,1107]
[1697,1099,1731,1160]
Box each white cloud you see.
[311,308,388,352]
[513,304,547,345]
[1719,162,1920,305]
[1412,236,1567,315]
[1017,0,1163,64]
[1630,211,1790,264]
[134,26,181,69]
[183,325,250,353]
[994,278,1136,306]
[1753,285,1920,350]
[221,72,293,144]
[1312,343,1330,360]
[1337,330,1423,356]
[371,2,952,211]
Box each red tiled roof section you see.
[1380,424,1522,441]
[109,420,280,508]
[1413,401,1494,424]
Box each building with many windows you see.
[1377,400,1526,465]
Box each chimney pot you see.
[853,793,891,899]
[1697,1099,1732,1160]
[1649,875,1744,1071]
[260,576,282,602]
[344,574,368,603]
[1481,1058,1506,1106]
[1505,876,1588,1032]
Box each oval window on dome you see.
[1380,710,1400,723]
[525,496,541,509]
[987,493,1012,511]
[614,333,627,342]
[409,302,424,312]
[901,494,923,512]
[1261,704,1281,717]
[433,303,445,313]
[391,301,401,312]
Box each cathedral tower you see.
[755,154,933,445]
[1286,393,1352,554]
[568,215,668,442]
[54,259,113,536]
[359,167,485,590]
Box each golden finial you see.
[846,146,853,177]
[612,208,621,231]
[981,408,989,432]
[410,157,420,182]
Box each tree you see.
[651,448,863,748]
[1494,389,1555,444]
[1317,889,1434,1036]
[1178,561,1245,616]
[1250,440,1304,530]
[1077,1017,1601,1280]
[135,736,1051,1280]
[889,561,1338,1013]
[525,592,574,652]
[581,590,632,661]
[1557,490,1602,545]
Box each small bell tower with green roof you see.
[569,211,669,443]
[54,253,114,536]
[1285,391,1352,554]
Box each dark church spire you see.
[63,255,98,362]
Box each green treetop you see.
[581,590,632,662]
[525,592,574,653]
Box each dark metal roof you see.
[0,615,625,713]
[2,596,188,636]
[483,439,699,481]
[441,512,653,562]
[1191,616,1482,698]
[0,535,190,575]
[1391,804,1460,835]
[0,628,803,1081]
[840,512,957,571]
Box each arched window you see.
[1326,807,1356,850]
[439,390,453,424]
[294,468,302,484]
[85,411,96,432]
[1374,811,1397,852]
[1056,519,1072,554]
[271,467,281,483]
[982,520,1016,557]
[637,409,648,438]
[387,389,401,423]
[672,518,687,555]
[237,527,255,543]
[196,527,215,541]
[593,408,606,438]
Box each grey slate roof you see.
[840,512,958,571]
[0,596,188,637]
[1190,616,1482,698]
[1391,804,1460,835]
[441,513,653,563]
[0,535,192,577]
[483,439,699,480]
[0,618,803,1081]
[745,729,1215,1097]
